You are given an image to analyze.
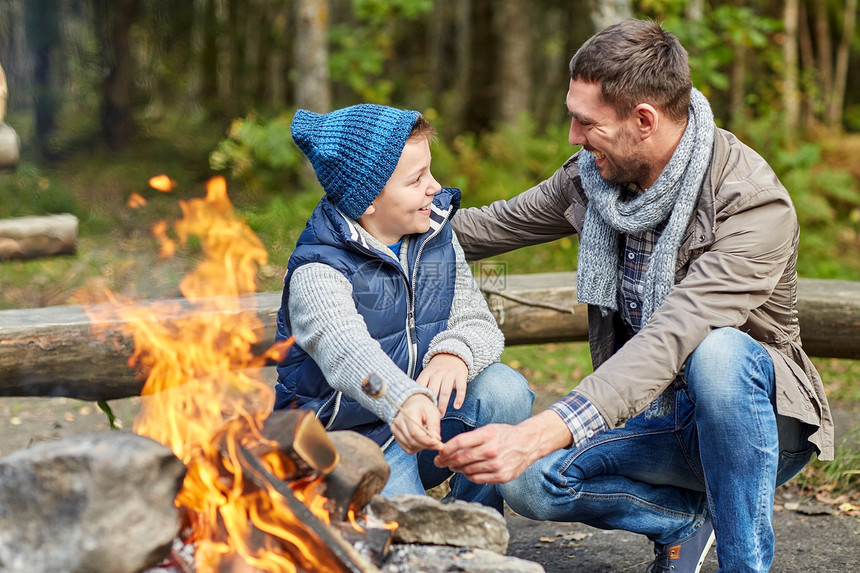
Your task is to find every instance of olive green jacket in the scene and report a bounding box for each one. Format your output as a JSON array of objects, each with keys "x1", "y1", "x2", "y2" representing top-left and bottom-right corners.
[{"x1": 452, "y1": 128, "x2": 833, "y2": 460}]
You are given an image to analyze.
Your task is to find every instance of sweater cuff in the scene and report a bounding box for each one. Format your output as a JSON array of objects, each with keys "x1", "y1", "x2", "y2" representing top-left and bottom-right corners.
[
  {"x1": 380, "y1": 380, "x2": 436, "y2": 425},
  {"x1": 423, "y1": 339, "x2": 475, "y2": 380}
]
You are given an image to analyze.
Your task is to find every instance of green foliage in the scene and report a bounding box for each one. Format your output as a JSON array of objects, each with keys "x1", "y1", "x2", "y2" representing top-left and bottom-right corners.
[
  {"x1": 795, "y1": 432, "x2": 860, "y2": 497},
  {"x1": 0, "y1": 163, "x2": 79, "y2": 218},
  {"x1": 502, "y1": 342, "x2": 593, "y2": 391},
  {"x1": 641, "y1": 1, "x2": 781, "y2": 114},
  {"x1": 329, "y1": 0, "x2": 434, "y2": 102},
  {"x1": 97, "y1": 401, "x2": 119, "y2": 429},
  {"x1": 431, "y1": 115, "x2": 571, "y2": 208},
  {"x1": 732, "y1": 116, "x2": 860, "y2": 280},
  {"x1": 814, "y1": 358, "x2": 860, "y2": 403},
  {"x1": 240, "y1": 191, "x2": 324, "y2": 292},
  {"x1": 209, "y1": 112, "x2": 304, "y2": 195}
]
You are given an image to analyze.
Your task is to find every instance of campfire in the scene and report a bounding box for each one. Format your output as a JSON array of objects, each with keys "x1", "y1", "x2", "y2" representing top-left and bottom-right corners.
[
  {"x1": 60, "y1": 176, "x2": 535, "y2": 573},
  {"x1": 87, "y1": 176, "x2": 393, "y2": 572}
]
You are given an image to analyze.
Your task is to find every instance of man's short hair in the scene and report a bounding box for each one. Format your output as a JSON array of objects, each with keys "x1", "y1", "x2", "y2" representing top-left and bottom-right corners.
[{"x1": 569, "y1": 19, "x2": 692, "y2": 122}]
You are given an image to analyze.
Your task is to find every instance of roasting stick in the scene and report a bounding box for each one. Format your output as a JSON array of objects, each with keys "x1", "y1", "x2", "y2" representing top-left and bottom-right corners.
[{"x1": 361, "y1": 373, "x2": 443, "y2": 445}]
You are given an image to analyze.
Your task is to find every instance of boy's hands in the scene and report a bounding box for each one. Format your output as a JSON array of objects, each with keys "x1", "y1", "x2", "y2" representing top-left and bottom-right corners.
[
  {"x1": 392, "y1": 394, "x2": 443, "y2": 454},
  {"x1": 391, "y1": 353, "x2": 467, "y2": 454},
  {"x1": 416, "y1": 353, "x2": 469, "y2": 415}
]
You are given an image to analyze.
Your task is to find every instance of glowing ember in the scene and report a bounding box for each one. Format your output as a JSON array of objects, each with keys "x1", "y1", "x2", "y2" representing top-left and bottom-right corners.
[
  {"x1": 87, "y1": 176, "x2": 356, "y2": 572},
  {"x1": 127, "y1": 192, "x2": 147, "y2": 208},
  {"x1": 149, "y1": 174, "x2": 178, "y2": 192}
]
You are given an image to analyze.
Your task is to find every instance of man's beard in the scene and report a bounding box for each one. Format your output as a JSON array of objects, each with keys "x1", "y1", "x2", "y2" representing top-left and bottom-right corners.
[{"x1": 597, "y1": 128, "x2": 652, "y2": 188}]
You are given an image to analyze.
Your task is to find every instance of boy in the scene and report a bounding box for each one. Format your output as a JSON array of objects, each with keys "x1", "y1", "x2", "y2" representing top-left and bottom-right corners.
[{"x1": 274, "y1": 104, "x2": 533, "y2": 511}]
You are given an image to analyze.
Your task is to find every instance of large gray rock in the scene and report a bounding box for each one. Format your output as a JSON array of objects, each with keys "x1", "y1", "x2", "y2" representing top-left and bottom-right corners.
[
  {"x1": 0, "y1": 432, "x2": 186, "y2": 573},
  {"x1": 369, "y1": 494, "x2": 510, "y2": 554},
  {"x1": 382, "y1": 545, "x2": 544, "y2": 573}
]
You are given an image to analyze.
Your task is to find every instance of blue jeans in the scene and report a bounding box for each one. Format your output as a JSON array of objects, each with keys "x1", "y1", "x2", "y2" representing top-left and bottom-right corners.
[
  {"x1": 501, "y1": 328, "x2": 816, "y2": 572},
  {"x1": 381, "y1": 362, "x2": 534, "y2": 513}
]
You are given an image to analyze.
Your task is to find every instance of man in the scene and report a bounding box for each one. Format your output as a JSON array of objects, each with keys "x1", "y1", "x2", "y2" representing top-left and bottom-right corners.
[{"x1": 436, "y1": 19, "x2": 832, "y2": 573}]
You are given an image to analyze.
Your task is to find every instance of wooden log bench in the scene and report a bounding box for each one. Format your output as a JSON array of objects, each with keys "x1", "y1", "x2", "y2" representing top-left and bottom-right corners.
[
  {"x1": 0, "y1": 273, "x2": 857, "y2": 401},
  {"x1": 0, "y1": 214, "x2": 79, "y2": 260}
]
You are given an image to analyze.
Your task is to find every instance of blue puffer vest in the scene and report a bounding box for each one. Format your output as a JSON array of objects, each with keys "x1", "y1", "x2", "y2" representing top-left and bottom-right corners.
[{"x1": 275, "y1": 187, "x2": 461, "y2": 445}]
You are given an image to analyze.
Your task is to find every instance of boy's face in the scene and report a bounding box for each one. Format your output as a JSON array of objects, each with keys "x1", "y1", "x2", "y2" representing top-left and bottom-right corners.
[{"x1": 358, "y1": 137, "x2": 441, "y2": 246}]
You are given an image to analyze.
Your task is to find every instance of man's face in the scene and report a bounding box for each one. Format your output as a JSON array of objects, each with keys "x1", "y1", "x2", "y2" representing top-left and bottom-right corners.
[{"x1": 566, "y1": 79, "x2": 651, "y2": 188}]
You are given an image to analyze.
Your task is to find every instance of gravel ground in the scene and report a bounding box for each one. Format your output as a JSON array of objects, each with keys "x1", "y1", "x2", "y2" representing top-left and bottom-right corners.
[{"x1": 0, "y1": 394, "x2": 857, "y2": 572}]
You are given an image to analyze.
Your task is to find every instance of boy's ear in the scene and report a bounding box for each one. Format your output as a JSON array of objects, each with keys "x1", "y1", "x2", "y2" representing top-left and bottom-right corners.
[{"x1": 362, "y1": 202, "x2": 377, "y2": 216}]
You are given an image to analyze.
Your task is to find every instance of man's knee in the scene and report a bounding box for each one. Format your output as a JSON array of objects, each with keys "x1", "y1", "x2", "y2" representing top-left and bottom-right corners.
[
  {"x1": 500, "y1": 462, "x2": 557, "y2": 520},
  {"x1": 685, "y1": 327, "x2": 774, "y2": 406},
  {"x1": 688, "y1": 328, "x2": 751, "y2": 370}
]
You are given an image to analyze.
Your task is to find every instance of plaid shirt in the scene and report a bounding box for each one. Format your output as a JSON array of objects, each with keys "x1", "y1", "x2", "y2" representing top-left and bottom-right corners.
[
  {"x1": 619, "y1": 219, "x2": 668, "y2": 333},
  {"x1": 549, "y1": 392, "x2": 607, "y2": 448},
  {"x1": 551, "y1": 204, "x2": 669, "y2": 448}
]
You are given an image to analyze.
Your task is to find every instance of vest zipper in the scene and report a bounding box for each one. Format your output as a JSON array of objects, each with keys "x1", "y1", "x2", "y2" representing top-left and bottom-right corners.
[
  {"x1": 406, "y1": 206, "x2": 452, "y2": 377},
  {"x1": 316, "y1": 390, "x2": 342, "y2": 430}
]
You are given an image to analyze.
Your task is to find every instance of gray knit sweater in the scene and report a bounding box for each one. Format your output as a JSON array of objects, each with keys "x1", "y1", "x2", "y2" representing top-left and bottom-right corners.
[{"x1": 287, "y1": 223, "x2": 504, "y2": 426}]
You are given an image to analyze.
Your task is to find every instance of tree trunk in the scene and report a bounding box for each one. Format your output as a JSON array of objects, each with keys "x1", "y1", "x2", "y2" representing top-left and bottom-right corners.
[
  {"x1": 782, "y1": 0, "x2": 801, "y2": 140},
  {"x1": 266, "y1": 2, "x2": 290, "y2": 107},
  {"x1": 450, "y1": 0, "x2": 472, "y2": 133},
  {"x1": 23, "y1": 0, "x2": 60, "y2": 159},
  {"x1": 215, "y1": 0, "x2": 236, "y2": 117},
  {"x1": 798, "y1": 2, "x2": 818, "y2": 130},
  {"x1": 0, "y1": 0, "x2": 31, "y2": 124},
  {"x1": 294, "y1": 0, "x2": 331, "y2": 112},
  {"x1": 97, "y1": 0, "x2": 138, "y2": 151},
  {"x1": 0, "y1": 60, "x2": 7, "y2": 123},
  {"x1": 495, "y1": 0, "x2": 531, "y2": 125},
  {"x1": 186, "y1": 0, "x2": 208, "y2": 114},
  {"x1": 728, "y1": 34, "x2": 747, "y2": 131},
  {"x1": 686, "y1": 0, "x2": 705, "y2": 21},
  {"x1": 812, "y1": 0, "x2": 833, "y2": 99},
  {"x1": 826, "y1": 0, "x2": 857, "y2": 130},
  {"x1": 588, "y1": 0, "x2": 632, "y2": 32},
  {"x1": 243, "y1": 1, "x2": 263, "y2": 105},
  {"x1": 464, "y1": 0, "x2": 495, "y2": 132},
  {"x1": 427, "y1": 0, "x2": 447, "y2": 96}
]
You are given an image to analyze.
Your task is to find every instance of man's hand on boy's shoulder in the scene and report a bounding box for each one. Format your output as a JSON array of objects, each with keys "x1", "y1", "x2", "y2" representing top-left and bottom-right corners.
[{"x1": 417, "y1": 353, "x2": 469, "y2": 415}]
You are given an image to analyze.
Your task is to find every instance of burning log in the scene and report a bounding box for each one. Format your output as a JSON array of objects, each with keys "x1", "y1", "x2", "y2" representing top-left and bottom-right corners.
[
  {"x1": 254, "y1": 409, "x2": 341, "y2": 480},
  {"x1": 254, "y1": 410, "x2": 390, "y2": 524},
  {"x1": 324, "y1": 431, "x2": 390, "y2": 522},
  {"x1": 238, "y1": 444, "x2": 379, "y2": 573}
]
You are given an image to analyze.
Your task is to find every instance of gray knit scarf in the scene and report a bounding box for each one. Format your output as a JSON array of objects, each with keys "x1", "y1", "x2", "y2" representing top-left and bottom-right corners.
[{"x1": 576, "y1": 88, "x2": 714, "y2": 417}]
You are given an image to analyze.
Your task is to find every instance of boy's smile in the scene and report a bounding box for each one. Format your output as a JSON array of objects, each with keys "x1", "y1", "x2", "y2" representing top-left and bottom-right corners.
[{"x1": 358, "y1": 138, "x2": 441, "y2": 246}]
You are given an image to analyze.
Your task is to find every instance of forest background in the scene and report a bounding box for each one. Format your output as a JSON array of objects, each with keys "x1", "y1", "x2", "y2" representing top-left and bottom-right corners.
[{"x1": 0, "y1": 0, "x2": 858, "y2": 499}]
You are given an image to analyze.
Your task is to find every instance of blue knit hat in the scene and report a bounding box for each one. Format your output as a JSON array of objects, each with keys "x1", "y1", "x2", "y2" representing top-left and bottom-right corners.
[{"x1": 291, "y1": 104, "x2": 420, "y2": 219}]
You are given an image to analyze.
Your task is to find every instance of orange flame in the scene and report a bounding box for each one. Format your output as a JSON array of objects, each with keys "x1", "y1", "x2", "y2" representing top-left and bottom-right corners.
[{"x1": 90, "y1": 176, "x2": 351, "y2": 572}]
